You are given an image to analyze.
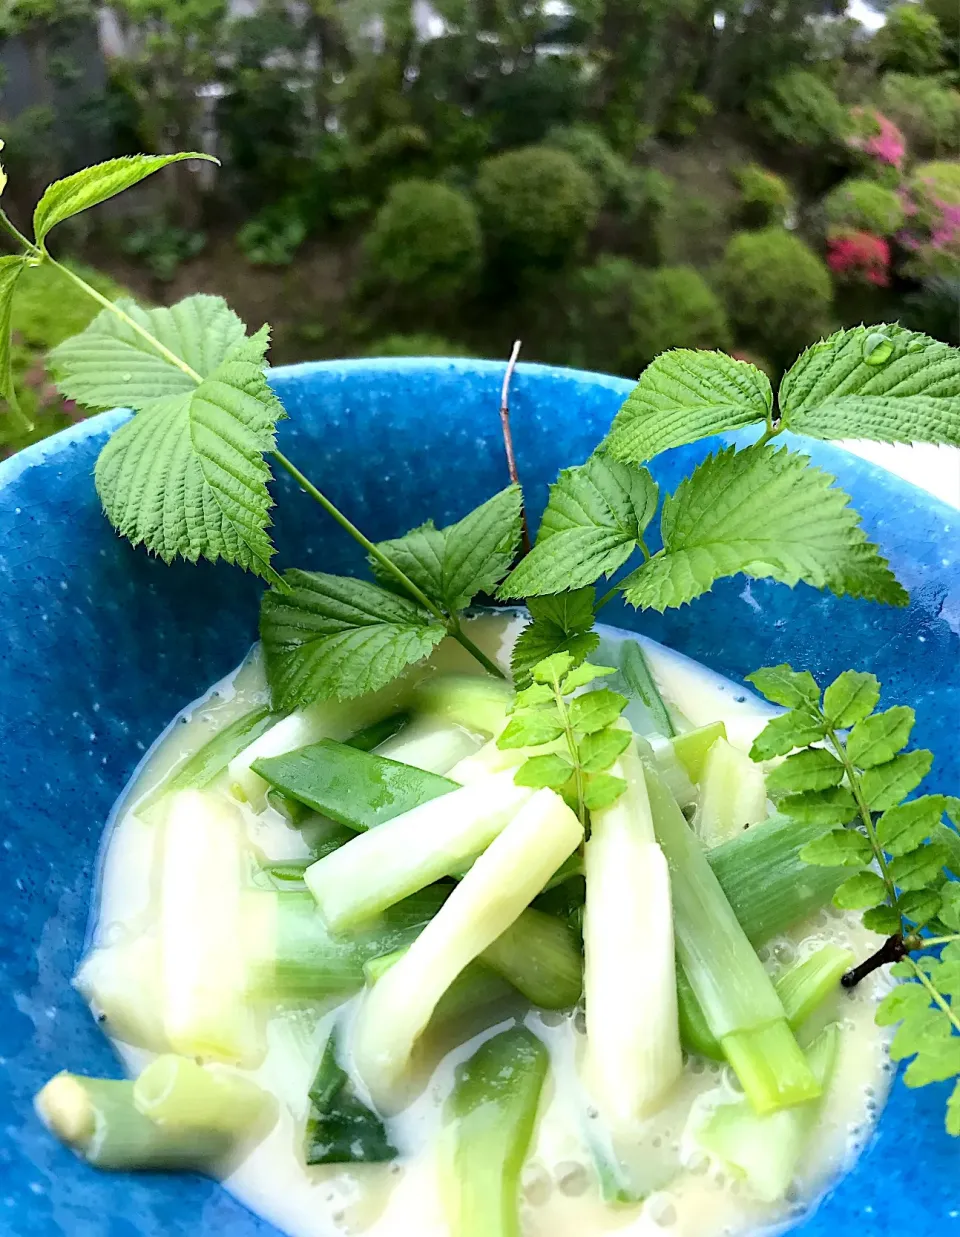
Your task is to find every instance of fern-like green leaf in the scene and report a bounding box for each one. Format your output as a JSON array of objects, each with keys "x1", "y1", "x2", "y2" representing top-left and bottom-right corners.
[{"x1": 0, "y1": 254, "x2": 27, "y2": 411}]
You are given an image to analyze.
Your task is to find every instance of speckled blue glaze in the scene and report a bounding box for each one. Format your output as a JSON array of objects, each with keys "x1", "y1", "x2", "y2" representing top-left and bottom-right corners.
[{"x1": 0, "y1": 358, "x2": 958, "y2": 1237}]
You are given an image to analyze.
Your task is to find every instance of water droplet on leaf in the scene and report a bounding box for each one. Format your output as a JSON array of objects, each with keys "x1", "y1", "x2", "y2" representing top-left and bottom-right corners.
[
  {"x1": 863, "y1": 333, "x2": 893, "y2": 366},
  {"x1": 121, "y1": 372, "x2": 132, "y2": 382}
]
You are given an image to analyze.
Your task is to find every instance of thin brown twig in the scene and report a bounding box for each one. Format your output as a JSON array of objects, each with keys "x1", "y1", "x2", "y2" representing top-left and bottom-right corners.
[{"x1": 499, "y1": 339, "x2": 530, "y2": 554}]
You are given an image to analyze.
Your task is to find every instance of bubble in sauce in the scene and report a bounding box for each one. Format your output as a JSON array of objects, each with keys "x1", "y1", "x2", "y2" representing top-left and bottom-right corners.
[
  {"x1": 522, "y1": 1163, "x2": 552, "y2": 1206},
  {"x1": 556, "y1": 1162, "x2": 590, "y2": 1197},
  {"x1": 646, "y1": 1193, "x2": 678, "y2": 1226}
]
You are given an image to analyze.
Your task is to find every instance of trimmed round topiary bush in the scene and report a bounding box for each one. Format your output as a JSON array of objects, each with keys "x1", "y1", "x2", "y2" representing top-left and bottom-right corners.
[
  {"x1": 361, "y1": 334, "x2": 473, "y2": 358},
  {"x1": 362, "y1": 179, "x2": 482, "y2": 302},
  {"x1": 877, "y1": 74, "x2": 960, "y2": 158},
  {"x1": 544, "y1": 124, "x2": 646, "y2": 218},
  {"x1": 628, "y1": 266, "x2": 732, "y2": 366},
  {"x1": 474, "y1": 146, "x2": 600, "y2": 266},
  {"x1": 752, "y1": 70, "x2": 851, "y2": 149},
  {"x1": 734, "y1": 164, "x2": 794, "y2": 227},
  {"x1": 566, "y1": 256, "x2": 646, "y2": 374},
  {"x1": 823, "y1": 177, "x2": 907, "y2": 237},
  {"x1": 717, "y1": 228, "x2": 833, "y2": 362},
  {"x1": 902, "y1": 160, "x2": 960, "y2": 279}
]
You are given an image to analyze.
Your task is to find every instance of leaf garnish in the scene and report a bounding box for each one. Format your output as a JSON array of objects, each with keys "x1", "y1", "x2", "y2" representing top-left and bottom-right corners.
[
  {"x1": 94, "y1": 327, "x2": 283, "y2": 580},
  {"x1": 500, "y1": 653, "x2": 628, "y2": 823},
  {"x1": 260, "y1": 569, "x2": 446, "y2": 708},
  {"x1": 511, "y1": 587, "x2": 600, "y2": 690},
  {"x1": 620, "y1": 444, "x2": 908, "y2": 612},
  {"x1": 779, "y1": 325, "x2": 960, "y2": 447},
  {"x1": 498, "y1": 454, "x2": 657, "y2": 598},
  {"x1": 0, "y1": 255, "x2": 28, "y2": 413},
  {"x1": 604, "y1": 350, "x2": 773, "y2": 463}
]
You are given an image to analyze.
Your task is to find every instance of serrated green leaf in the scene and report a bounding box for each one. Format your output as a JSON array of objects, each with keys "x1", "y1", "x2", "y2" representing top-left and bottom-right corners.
[
  {"x1": 532, "y1": 652, "x2": 576, "y2": 686},
  {"x1": 745, "y1": 664, "x2": 820, "y2": 709},
  {"x1": 889, "y1": 843, "x2": 951, "y2": 892},
  {"x1": 582, "y1": 771, "x2": 627, "y2": 810},
  {"x1": 498, "y1": 455, "x2": 657, "y2": 597},
  {"x1": 876, "y1": 980, "x2": 934, "y2": 1026},
  {"x1": 766, "y1": 748, "x2": 845, "y2": 794},
  {"x1": 904, "y1": 1039, "x2": 960, "y2": 1086},
  {"x1": 578, "y1": 726, "x2": 632, "y2": 773},
  {"x1": 779, "y1": 325, "x2": 960, "y2": 448},
  {"x1": 34, "y1": 153, "x2": 218, "y2": 244},
  {"x1": 947, "y1": 799, "x2": 960, "y2": 827},
  {"x1": 94, "y1": 331, "x2": 282, "y2": 578},
  {"x1": 877, "y1": 796, "x2": 951, "y2": 856},
  {"x1": 863, "y1": 904, "x2": 902, "y2": 936},
  {"x1": 569, "y1": 689, "x2": 628, "y2": 735},
  {"x1": 497, "y1": 711, "x2": 565, "y2": 749},
  {"x1": 822, "y1": 670, "x2": 881, "y2": 728},
  {"x1": 847, "y1": 706, "x2": 915, "y2": 768},
  {"x1": 782, "y1": 786, "x2": 859, "y2": 826},
  {"x1": 861, "y1": 749, "x2": 934, "y2": 811},
  {"x1": 514, "y1": 753, "x2": 574, "y2": 790},
  {"x1": 749, "y1": 708, "x2": 828, "y2": 760},
  {"x1": 374, "y1": 486, "x2": 522, "y2": 613},
  {"x1": 891, "y1": 1005, "x2": 952, "y2": 1061},
  {"x1": 899, "y1": 887, "x2": 942, "y2": 927},
  {"x1": 946, "y1": 1079, "x2": 960, "y2": 1136},
  {"x1": 50, "y1": 293, "x2": 248, "y2": 411},
  {"x1": 619, "y1": 444, "x2": 908, "y2": 612},
  {"x1": 939, "y1": 882, "x2": 960, "y2": 932},
  {"x1": 511, "y1": 683, "x2": 554, "y2": 710},
  {"x1": 833, "y1": 870, "x2": 887, "y2": 910},
  {"x1": 511, "y1": 589, "x2": 598, "y2": 690},
  {"x1": 799, "y1": 828, "x2": 871, "y2": 867},
  {"x1": 260, "y1": 569, "x2": 446, "y2": 708},
  {"x1": 0, "y1": 254, "x2": 27, "y2": 412},
  {"x1": 562, "y1": 662, "x2": 616, "y2": 693},
  {"x1": 938, "y1": 946, "x2": 960, "y2": 999},
  {"x1": 604, "y1": 349, "x2": 772, "y2": 463}
]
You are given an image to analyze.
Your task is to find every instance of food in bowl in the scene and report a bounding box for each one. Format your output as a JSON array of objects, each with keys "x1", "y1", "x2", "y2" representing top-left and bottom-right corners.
[{"x1": 7, "y1": 150, "x2": 959, "y2": 1237}]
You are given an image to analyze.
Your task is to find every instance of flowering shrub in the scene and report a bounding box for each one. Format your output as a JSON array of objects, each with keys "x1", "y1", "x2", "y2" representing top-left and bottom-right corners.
[
  {"x1": 826, "y1": 230, "x2": 892, "y2": 286},
  {"x1": 847, "y1": 108, "x2": 906, "y2": 173},
  {"x1": 901, "y1": 161, "x2": 960, "y2": 279},
  {"x1": 823, "y1": 177, "x2": 906, "y2": 236}
]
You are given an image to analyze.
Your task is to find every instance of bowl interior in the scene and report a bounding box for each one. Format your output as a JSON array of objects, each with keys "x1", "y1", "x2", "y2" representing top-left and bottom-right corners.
[{"x1": 1, "y1": 358, "x2": 958, "y2": 1237}]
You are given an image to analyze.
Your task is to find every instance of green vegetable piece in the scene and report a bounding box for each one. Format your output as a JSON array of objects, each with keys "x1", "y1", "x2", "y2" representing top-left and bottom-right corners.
[
  {"x1": 441, "y1": 1026, "x2": 548, "y2": 1237},
  {"x1": 305, "y1": 1032, "x2": 398, "y2": 1165},
  {"x1": 619, "y1": 640, "x2": 675, "y2": 737},
  {"x1": 671, "y1": 721, "x2": 726, "y2": 783},
  {"x1": 251, "y1": 738, "x2": 457, "y2": 832},
  {"x1": 774, "y1": 945, "x2": 854, "y2": 1028},
  {"x1": 346, "y1": 712, "x2": 411, "y2": 752},
  {"x1": 365, "y1": 950, "x2": 513, "y2": 1028}
]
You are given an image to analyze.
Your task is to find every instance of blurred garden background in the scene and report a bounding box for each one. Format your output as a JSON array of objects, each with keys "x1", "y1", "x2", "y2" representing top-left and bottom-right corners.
[{"x1": 0, "y1": 0, "x2": 958, "y2": 457}]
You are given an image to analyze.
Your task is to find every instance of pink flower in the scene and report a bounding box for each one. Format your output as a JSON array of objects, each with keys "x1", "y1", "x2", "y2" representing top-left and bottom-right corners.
[
  {"x1": 827, "y1": 230, "x2": 892, "y2": 287},
  {"x1": 847, "y1": 108, "x2": 906, "y2": 171}
]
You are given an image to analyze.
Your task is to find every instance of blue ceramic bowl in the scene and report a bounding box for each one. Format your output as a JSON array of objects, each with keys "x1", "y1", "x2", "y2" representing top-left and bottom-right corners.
[{"x1": 1, "y1": 359, "x2": 959, "y2": 1237}]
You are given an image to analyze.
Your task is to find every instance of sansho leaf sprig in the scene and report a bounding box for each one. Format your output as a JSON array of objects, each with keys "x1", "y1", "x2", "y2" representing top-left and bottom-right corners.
[
  {"x1": 748, "y1": 664, "x2": 960, "y2": 1135},
  {"x1": 497, "y1": 652, "x2": 630, "y2": 825},
  {"x1": 2, "y1": 150, "x2": 960, "y2": 711}
]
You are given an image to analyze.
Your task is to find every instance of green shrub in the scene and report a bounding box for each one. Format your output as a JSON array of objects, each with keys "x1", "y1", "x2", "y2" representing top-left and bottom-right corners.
[
  {"x1": 474, "y1": 146, "x2": 599, "y2": 266},
  {"x1": 362, "y1": 179, "x2": 482, "y2": 301},
  {"x1": 543, "y1": 124, "x2": 646, "y2": 218},
  {"x1": 877, "y1": 74, "x2": 960, "y2": 157},
  {"x1": 717, "y1": 228, "x2": 833, "y2": 362},
  {"x1": 903, "y1": 161, "x2": 960, "y2": 280},
  {"x1": 566, "y1": 256, "x2": 646, "y2": 374},
  {"x1": 628, "y1": 266, "x2": 732, "y2": 366},
  {"x1": 237, "y1": 201, "x2": 307, "y2": 266},
  {"x1": 873, "y1": 4, "x2": 944, "y2": 75},
  {"x1": 361, "y1": 334, "x2": 473, "y2": 357},
  {"x1": 734, "y1": 164, "x2": 794, "y2": 226},
  {"x1": 909, "y1": 159, "x2": 960, "y2": 216},
  {"x1": 121, "y1": 222, "x2": 206, "y2": 281},
  {"x1": 655, "y1": 189, "x2": 729, "y2": 266},
  {"x1": 924, "y1": 0, "x2": 959, "y2": 43},
  {"x1": 752, "y1": 70, "x2": 851, "y2": 149},
  {"x1": 823, "y1": 177, "x2": 907, "y2": 236}
]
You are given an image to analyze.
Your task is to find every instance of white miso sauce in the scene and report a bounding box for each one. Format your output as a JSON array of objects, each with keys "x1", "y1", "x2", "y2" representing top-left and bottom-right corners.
[{"x1": 81, "y1": 612, "x2": 893, "y2": 1237}]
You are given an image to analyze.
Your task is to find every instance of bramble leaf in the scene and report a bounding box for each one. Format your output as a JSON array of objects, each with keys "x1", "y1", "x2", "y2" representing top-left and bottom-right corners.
[
  {"x1": 578, "y1": 726, "x2": 632, "y2": 773},
  {"x1": 799, "y1": 828, "x2": 871, "y2": 867},
  {"x1": 568, "y1": 689, "x2": 628, "y2": 735},
  {"x1": 514, "y1": 753, "x2": 574, "y2": 790},
  {"x1": 374, "y1": 485, "x2": 522, "y2": 613},
  {"x1": 620, "y1": 444, "x2": 907, "y2": 612},
  {"x1": 833, "y1": 870, "x2": 887, "y2": 910},
  {"x1": 33, "y1": 153, "x2": 218, "y2": 244},
  {"x1": 746, "y1": 664, "x2": 820, "y2": 709},
  {"x1": 779, "y1": 325, "x2": 960, "y2": 448},
  {"x1": 766, "y1": 748, "x2": 845, "y2": 794},
  {"x1": 260, "y1": 569, "x2": 446, "y2": 708},
  {"x1": 94, "y1": 329, "x2": 283, "y2": 579},
  {"x1": 511, "y1": 588, "x2": 599, "y2": 690},
  {"x1": 861, "y1": 749, "x2": 934, "y2": 811},
  {"x1": 49, "y1": 293, "x2": 248, "y2": 411},
  {"x1": 0, "y1": 254, "x2": 28, "y2": 412},
  {"x1": 847, "y1": 705, "x2": 915, "y2": 768},
  {"x1": 605, "y1": 350, "x2": 772, "y2": 463},
  {"x1": 749, "y1": 708, "x2": 828, "y2": 760},
  {"x1": 822, "y1": 670, "x2": 880, "y2": 728},
  {"x1": 499, "y1": 455, "x2": 657, "y2": 597}
]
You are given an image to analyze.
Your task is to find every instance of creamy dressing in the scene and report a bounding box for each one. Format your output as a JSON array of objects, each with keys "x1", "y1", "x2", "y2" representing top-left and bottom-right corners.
[{"x1": 82, "y1": 613, "x2": 892, "y2": 1237}]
